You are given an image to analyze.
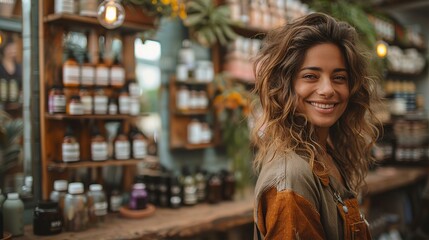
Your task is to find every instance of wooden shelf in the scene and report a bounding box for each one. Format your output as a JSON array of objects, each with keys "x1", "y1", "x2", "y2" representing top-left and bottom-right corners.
[
  {"x1": 43, "y1": 13, "x2": 154, "y2": 33},
  {"x1": 45, "y1": 113, "x2": 133, "y2": 120},
  {"x1": 174, "y1": 109, "x2": 211, "y2": 115},
  {"x1": 183, "y1": 142, "x2": 216, "y2": 150},
  {"x1": 175, "y1": 79, "x2": 212, "y2": 86},
  {"x1": 48, "y1": 158, "x2": 144, "y2": 171}
]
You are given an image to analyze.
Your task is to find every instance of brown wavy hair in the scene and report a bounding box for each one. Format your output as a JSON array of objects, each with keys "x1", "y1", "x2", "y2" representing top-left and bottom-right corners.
[{"x1": 251, "y1": 12, "x2": 380, "y2": 191}]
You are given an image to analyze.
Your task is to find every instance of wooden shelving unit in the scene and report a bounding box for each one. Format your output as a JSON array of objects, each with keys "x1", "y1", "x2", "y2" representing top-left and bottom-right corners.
[{"x1": 38, "y1": 0, "x2": 157, "y2": 199}]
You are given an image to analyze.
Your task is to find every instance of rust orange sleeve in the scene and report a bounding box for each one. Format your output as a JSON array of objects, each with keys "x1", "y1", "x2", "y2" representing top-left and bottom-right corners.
[{"x1": 257, "y1": 187, "x2": 326, "y2": 240}]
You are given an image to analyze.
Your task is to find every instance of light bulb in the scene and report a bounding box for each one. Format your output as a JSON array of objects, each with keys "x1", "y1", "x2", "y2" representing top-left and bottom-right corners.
[
  {"x1": 97, "y1": 0, "x2": 125, "y2": 29},
  {"x1": 376, "y1": 40, "x2": 388, "y2": 58}
]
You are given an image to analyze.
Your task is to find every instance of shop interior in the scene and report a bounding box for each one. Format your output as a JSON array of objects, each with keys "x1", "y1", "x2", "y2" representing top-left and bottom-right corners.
[{"x1": 1, "y1": 0, "x2": 429, "y2": 239}]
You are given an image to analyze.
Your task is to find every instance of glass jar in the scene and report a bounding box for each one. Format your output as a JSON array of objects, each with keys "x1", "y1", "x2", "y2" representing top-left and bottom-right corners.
[
  {"x1": 114, "y1": 126, "x2": 130, "y2": 160},
  {"x1": 87, "y1": 184, "x2": 107, "y2": 226},
  {"x1": 62, "y1": 126, "x2": 80, "y2": 162},
  {"x1": 63, "y1": 182, "x2": 88, "y2": 232},
  {"x1": 108, "y1": 97, "x2": 118, "y2": 115},
  {"x1": 91, "y1": 126, "x2": 108, "y2": 161},
  {"x1": 118, "y1": 88, "x2": 130, "y2": 114},
  {"x1": 95, "y1": 52, "x2": 109, "y2": 87},
  {"x1": 130, "y1": 127, "x2": 147, "y2": 159},
  {"x1": 176, "y1": 85, "x2": 190, "y2": 111},
  {"x1": 80, "y1": 52, "x2": 95, "y2": 86},
  {"x1": 48, "y1": 85, "x2": 66, "y2": 114},
  {"x1": 93, "y1": 88, "x2": 108, "y2": 114},
  {"x1": 63, "y1": 51, "x2": 80, "y2": 87},
  {"x1": 67, "y1": 95, "x2": 84, "y2": 115},
  {"x1": 33, "y1": 201, "x2": 62, "y2": 236},
  {"x1": 129, "y1": 183, "x2": 148, "y2": 210},
  {"x1": 79, "y1": 87, "x2": 93, "y2": 114},
  {"x1": 110, "y1": 56, "x2": 126, "y2": 88},
  {"x1": 49, "y1": 180, "x2": 68, "y2": 215}
]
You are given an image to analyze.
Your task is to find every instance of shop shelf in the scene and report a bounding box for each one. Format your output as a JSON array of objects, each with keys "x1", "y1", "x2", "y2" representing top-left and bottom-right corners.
[
  {"x1": 44, "y1": 113, "x2": 134, "y2": 120},
  {"x1": 183, "y1": 142, "x2": 216, "y2": 150},
  {"x1": 174, "y1": 109, "x2": 211, "y2": 115},
  {"x1": 47, "y1": 158, "x2": 144, "y2": 171}
]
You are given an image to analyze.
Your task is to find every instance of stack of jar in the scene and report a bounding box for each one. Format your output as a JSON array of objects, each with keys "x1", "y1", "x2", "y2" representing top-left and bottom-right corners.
[
  {"x1": 393, "y1": 119, "x2": 429, "y2": 163},
  {"x1": 176, "y1": 86, "x2": 209, "y2": 111},
  {"x1": 384, "y1": 79, "x2": 422, "y2": 115},
  {"x1": 55, "y1": 0, "x2": 99, "y2": 17},
  {"x1": 139, "y1": 167, "x2": 236, "y2": 209},
  {"x1": 0, "y1": 77, "x2": 19, "y2": 104},
  {"x1": 61, "y1": 124, "x2": 148, "y2": 162},
  {"x1": 48, "y1": 50, "x2": 141, "y2": 116},
  {"x1": 187, "y1": 119, "x2": 212, "y2": 145}
]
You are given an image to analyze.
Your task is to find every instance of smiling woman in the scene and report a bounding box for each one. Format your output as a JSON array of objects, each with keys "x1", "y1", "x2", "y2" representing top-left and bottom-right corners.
[{"x1": 251, "y1": 13, "x2": 381, "y2": 240}]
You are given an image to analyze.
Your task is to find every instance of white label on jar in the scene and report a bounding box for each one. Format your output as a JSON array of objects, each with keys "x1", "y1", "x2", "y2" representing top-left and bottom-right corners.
[
  {"x1": 119, "y1": 95, "x2": 130, "y2": 114},
  {"x1": 129, "y1": 97, "x2": 140, "y2": 115},
  {"x1": 49, "y1": 95, "x2": 66, "y2": 113},
  {"x1": 69, "y1": 102, "x2": 84, "y2": 115},
  {"x1": 128, "y1": 82, "x2": 140, "y2": 96},
  {"x1": 63, "y1": 65, "x2": 80, "y2": 85},
  {"x1": 62, "y1": 143, "x2": 80, "y2": 162},
  {"x1": 0, "y1": 78, "x2": 7, "y2": 101},
  {"x1": 81, "y1": 66, "x2": 95, "y2": 86},
  {"x1": 95, "y1": 66, "x2": 109, "y2": 86},
  {"x1": 133, "y1": 139, "x2": 147, "y2": 159},
  {"x1": 110, "y1": 67, "x2": 125, "y2": 86},
  {"x1": 8, "y1": 79, "x2": 18, "y2": 102},
  {"x1": 91, "y1": 142, "x2": 108, "y2": 161},
  {"x1": 80, "y1": 95, "x2": 93, "y2": 114},
  {"x1": 93, "y1": 96, "x2": 108, "y2": 114},
  {"x1": 115, "y1": 140, "x2": 130, "y2": 159},
  {"x1": 94, "y1": 202, "x2": 108, "y2": 216}
]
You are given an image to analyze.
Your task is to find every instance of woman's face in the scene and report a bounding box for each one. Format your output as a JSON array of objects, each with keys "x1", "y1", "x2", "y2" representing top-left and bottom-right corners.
[{"x1": 293, "y1": 43, "x2": 349, "y2": 130}]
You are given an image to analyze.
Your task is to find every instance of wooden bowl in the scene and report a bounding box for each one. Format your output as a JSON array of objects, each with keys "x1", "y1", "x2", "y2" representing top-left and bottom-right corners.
[{"x1": 119, "y1": 204, "x2": 156, "y2": 219}]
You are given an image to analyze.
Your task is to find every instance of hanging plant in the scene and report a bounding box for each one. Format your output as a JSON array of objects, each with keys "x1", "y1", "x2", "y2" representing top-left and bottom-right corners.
[{"x1": 183, "y1": 0, "x2": 237, "y2": 46}]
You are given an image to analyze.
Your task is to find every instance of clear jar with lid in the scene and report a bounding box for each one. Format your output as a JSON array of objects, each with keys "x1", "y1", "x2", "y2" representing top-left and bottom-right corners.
[
  {"x1": 67, "y1": 95, "x2": 84, "y2": 115},
  {"x1": 33, "y1": 201, "x2": 62, "y2": 236},
  {"x1": 87, "y1": 184, "x2": 107, "y2": 226},
  {"x1": 79, "y1": 87, "x2": 93, "y2": 114},
  {"x1": 63, "y1": 182, "x2": 88, "y2": 232},
  {"x1": 48, "y1": 85, "x2": 66, "y2": 114},
  {"x1": 93, "y1": 87, "x2": 108, "y2": 114}
]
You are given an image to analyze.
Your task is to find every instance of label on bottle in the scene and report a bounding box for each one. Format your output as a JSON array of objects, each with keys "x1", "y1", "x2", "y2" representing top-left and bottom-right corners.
[
  {"x1": 62, "y1": 143, "x2": 80, "y2": 162},
  {"x1": 93, "y1": 95, "x2": 108, "y2": 114},
  {"x1": 80, "y1": 95, "x2": 93, "y2": 114},
  {"x1": 183, "y1": 185, "x2": 197, "y2": 205},
  {"x1": 95, "y1": 66, "x2": 109, "y2": 86},
  {"x1": 91, "y1": 142, "x2": 108, "y2": 161},
  {"x1": 119, "y1": 95, "x2": 130, "y2": 114},
  {"x1": 63, "y1": 65, "x2": 80, "y2": 86},
  {"x1": 81, "y1": 66, "x2": 95, "y2": 86},
  {"x1": 110, "y1": 67, "x2": 125, "y2": 87},
  {"x1": 115, "y1": 140, "x2": 130, "y2": 160},
  {"x1": 49, "y1": 95, "x2": 66, "y2": 113},
  {"x1": 132, "y1": 139, "x2": 147, "y2": 159},
  {"x1": 69, "y1": 102, "x2": 84, "y2": 115},
  {"x1": 0, "y1": 78, "x2": 8, "y2": 101},
  {"x1": 94, "y1": 201, "x2": 108, "y2": 216},
  {"x1": 110, "y1": 195, "x2": 122, "y2": 212},
  {"x1": 8, "y1": 79, "x2": 18, "y2": 102}
]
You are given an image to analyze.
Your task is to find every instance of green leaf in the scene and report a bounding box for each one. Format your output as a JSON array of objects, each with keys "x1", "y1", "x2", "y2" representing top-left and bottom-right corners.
[
  {"x1": 213, "y1": 26, "x2": 228, "y2": 46},
  {"x1": 183, "y1": 13, "x2": 206, "y2": 26}
]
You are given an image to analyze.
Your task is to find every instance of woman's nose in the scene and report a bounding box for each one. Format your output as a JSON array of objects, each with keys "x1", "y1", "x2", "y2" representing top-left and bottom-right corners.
[{"x1": 316, "y1": 77, "x2": 335, "y2": 98}]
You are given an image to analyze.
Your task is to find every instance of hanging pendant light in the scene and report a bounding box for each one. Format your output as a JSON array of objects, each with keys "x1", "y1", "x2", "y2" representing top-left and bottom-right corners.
[
  {"x1": 376, "y1": 40, "x2": 388, "y2": 59},
  {"x1": 97, "y1": 0, "x2": 125, "y2": 29}
]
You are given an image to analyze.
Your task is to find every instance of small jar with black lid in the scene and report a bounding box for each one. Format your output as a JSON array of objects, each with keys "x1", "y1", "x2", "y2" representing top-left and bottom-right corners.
[{"x1": 33, "y1": 201, "x2": 62, "y2": 236}]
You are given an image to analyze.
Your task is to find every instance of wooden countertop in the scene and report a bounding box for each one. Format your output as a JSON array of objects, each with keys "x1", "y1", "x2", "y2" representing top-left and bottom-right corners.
[{"x1": 17, "y1": 166, "x2": 428, "y2": 240}]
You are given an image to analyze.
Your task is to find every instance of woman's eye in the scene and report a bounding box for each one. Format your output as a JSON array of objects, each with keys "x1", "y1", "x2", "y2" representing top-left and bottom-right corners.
[
  {"x1": 334, "y1": 75, "x2": 347, "y2": 82},
  {"x1": 303, "y1": 74, "x2": 317, "y2": 80}
]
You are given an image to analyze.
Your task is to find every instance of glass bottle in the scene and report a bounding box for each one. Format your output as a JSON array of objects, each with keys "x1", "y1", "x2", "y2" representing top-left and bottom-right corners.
[
  {"x1": 80, "y1": 52, "x2": 95, "y2": 87},
  {"x1": 158, "y1": 175, "x2": 169, "y2": 207},
  {"x1": 8, "y1": 78, "x2": 19, "y2": 102},
  {"x1": 114, "y1": 126, "x2": 130, "y2": 160},
  {"x1": 87, "y1": 184, "x2": 107, "y2": 226},
  {"x1": 130, "y1": 126, "x2": 148, "y2": 159},
  {"x1": 178, "y1": 39, "x2": 196, "y2": 78},
  {"x1": 221, "y1": 170, "x2": 236, "y2": 201},
  {"x1": 63, "y1": 182, "x2": 88, "y2": 232},
  {"x1": 129, "y1": 183, "x2": 148, "y2": 210},
  {"x1": 129, "y1": 96, "x2": 140, "y2": 116},
  {"x1": 207, "y1": 173, "x2": 223, "y2": 204},
  {"x1": 62, "y1": 126, "x2": 80, "y2": 162},
  {"x1": 33, "y1": 201, "x2": 62, "y2": 236},
  {"x1": 95, "y1": 52, "x2": 109, "y2": 87},
  {"x1": 3, "y1": 192, "x2": 24, "y2": 236},
  {"x1": 128, "y1": 80, "x2": 140, "y2": 97},
  {"x1": 177, "y1": 85, "x2": 190, "y2": 111},
  {"x1": 182, "y1": 167, "x2": 197, "y2": 206},
  {"x1": 67, "y1": 95, "x2": 84, "y2": 115},
  {"x1": 63, "y1": 50, "x2": 80, "y2": 87},
  {"x1": 79, "y1": 0, "x2": 98, "y2": 17},
  {"x1": 108, "y1": 189, "x2": 122, "y2": 212},
  {"x1": 49, "y1": 179, "x2": 68, "y2": 215},
  {"x1": 169, "y1": 175, "x2": 182, "y2": 209},
  {"x1": 118, "y1": 87, "x2": 130, "y2": 115},
  {"x1": 195, "y1": 167, "x2": 207, "y2": 202},
  {"x1": 108, "y1": 97, "x2": 118, "y2": 115},
  {"x1": 79, "y1": 87, "x2": 93, "y2": 114},
  {"x1": 91, "y1": 126, "x2": 108, "y2": 161},
  {"x1": 93, "y1": 87, "x2": 108, "y2": 114},
  {"x1": 187, "y1": 119, "x2": 202, "y2": 144},
  {"x1": 110, "y1": 55, "x2": 126, "y2": 88},
  {"x1": 48, "y1": 85, "x2": 66, "y2": 114},
  {"x1": 0, "y1": 78, "x2": 7, "y2": 102}
]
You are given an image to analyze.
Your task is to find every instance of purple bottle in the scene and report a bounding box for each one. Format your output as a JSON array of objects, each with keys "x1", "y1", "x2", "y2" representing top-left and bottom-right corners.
[{"x1": 129, "y1": 183, "x2": 148, "y2": 210}]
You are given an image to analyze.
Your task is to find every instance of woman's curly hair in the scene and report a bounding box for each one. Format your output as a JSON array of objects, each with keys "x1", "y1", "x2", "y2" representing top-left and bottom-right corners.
[{"x1": 251, "y1": 12, "x2": 381, "y2": 192}]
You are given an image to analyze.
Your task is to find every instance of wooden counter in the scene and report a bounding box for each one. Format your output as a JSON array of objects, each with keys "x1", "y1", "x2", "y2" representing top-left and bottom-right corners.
[{"x1": 17, "y1": 166, "x2": 428, "y2": 240}]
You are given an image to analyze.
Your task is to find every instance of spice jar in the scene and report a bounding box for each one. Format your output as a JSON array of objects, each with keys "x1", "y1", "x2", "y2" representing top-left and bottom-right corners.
[
  {"x1": 67, "y1": 95, "x2": 84, "y2": 115},
  {"x1": 33, "y1": 201, "x2": 62, "y2": 236},
  {"x1": 48, "y1": 85, "x2": 66, "y2": 114}
]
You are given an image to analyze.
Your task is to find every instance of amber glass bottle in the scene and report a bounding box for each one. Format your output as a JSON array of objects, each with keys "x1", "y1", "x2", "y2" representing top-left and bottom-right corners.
[
  {"x1": 110, "y1": 55, "x2": 125, "y2": 88},
  {"x1": 91, "y1": 126, "x2": 108, "y2": 161},
  {"x1": 114, "y1": 126, "x2": 130, "y2": 160},
  {"x1": 63, "y1": 51, "x2": 80, "y2": 87}
]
